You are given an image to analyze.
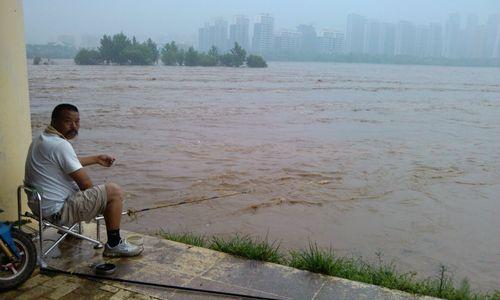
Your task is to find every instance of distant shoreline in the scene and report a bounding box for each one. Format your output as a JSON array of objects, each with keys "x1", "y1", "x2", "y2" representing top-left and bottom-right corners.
[
  {"x1": 26, "y1": 43, "x2": 500, "y2": 68},
  {"x1": 265, "y1": 55, "x2": 500, "y2": 68},
  {"x1": 29, "y1": 57, "x2": 500, "y2": 69}
]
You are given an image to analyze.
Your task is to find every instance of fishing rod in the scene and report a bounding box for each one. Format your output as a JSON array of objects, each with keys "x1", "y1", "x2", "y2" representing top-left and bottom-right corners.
[
  {"x1": 126, "y1": 190, "x2": 250, "y2": 215},
  {"x1": 40, "y1": 266, "x2": 284, "y2": 300}
]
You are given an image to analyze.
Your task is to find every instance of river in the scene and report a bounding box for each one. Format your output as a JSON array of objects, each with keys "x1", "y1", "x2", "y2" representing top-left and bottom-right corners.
[{"x1": 28, "y1": 59, "x2": 500, "y2": 290}]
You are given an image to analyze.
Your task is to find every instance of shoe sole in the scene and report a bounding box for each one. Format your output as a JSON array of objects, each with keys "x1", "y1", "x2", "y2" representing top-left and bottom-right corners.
[{"x1": 103, "y1": 248, "x2": 144, "y2": 258}]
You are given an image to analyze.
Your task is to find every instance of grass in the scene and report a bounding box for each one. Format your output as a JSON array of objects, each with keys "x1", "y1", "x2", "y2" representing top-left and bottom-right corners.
[
  {"x1": 288, "y1": 244, "x2": 494, "y2": 299},
  {"x1": 157, "y1": 230, "x2": 207, "y2": 247},
  {"x1": 210, "y1": 234, "x2": 283, "y2": 264},
  {"x1": 158, "y1": 230, "x2": 500, "y2": 300},
  {"x1": 158, "y1": 230, "x2": 283, "y2": 264}
]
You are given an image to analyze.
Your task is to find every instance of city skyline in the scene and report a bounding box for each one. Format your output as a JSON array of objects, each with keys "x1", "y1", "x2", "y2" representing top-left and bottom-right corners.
[
  {"x1": 197, "y1": 12, "x2": 500, "y2": 59},
  {"x1": 24, "y1": 0, "x2": 499, "y2": 44},
  {"x1": 24, "y1": 2, "x2": 500, "y2": 60}
]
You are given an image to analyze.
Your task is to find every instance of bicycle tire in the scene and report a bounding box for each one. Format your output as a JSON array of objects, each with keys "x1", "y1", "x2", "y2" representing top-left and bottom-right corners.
[{"x1": 0, "y1": 228, "x2": 37, "y2": 291}]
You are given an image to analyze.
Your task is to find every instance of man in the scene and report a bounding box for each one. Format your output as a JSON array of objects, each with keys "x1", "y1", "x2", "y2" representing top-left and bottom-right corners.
[{"x1": 25, "y1": 103, "x2": 142, "y2": 257}]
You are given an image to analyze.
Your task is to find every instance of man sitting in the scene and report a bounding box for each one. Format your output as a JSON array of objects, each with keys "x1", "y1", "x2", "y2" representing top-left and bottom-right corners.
[{"x1": 25, "y1": 103, "x2": 142, "y2": 257}]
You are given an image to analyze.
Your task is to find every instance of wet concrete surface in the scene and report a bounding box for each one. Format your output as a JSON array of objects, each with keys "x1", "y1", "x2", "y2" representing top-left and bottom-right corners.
[{"x1": 35, "y1": 223, "x2": 438, "y2": 300}]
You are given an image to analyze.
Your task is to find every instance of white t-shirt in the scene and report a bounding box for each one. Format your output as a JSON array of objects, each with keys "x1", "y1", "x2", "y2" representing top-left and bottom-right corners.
[{"x1": 25, "y1": 132, "x2": 83, "y2": 216}]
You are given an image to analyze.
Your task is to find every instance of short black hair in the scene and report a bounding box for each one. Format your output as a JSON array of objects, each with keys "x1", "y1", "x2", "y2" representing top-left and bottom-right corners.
[{"x1": 51, "y1": 103, "x2": 78, "y2": 122}]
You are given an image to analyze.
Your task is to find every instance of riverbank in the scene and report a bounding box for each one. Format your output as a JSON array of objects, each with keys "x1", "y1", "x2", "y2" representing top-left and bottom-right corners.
[
  {"x1": 3, "y1": 223, "x2": 446, "y2": 300},
  {"x1": 158, "y1": 231, "x2": 499, "y2": 300}
]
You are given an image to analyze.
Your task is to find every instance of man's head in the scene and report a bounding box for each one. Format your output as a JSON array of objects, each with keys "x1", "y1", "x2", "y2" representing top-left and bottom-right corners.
[{"x1": 51, "y1": 103, "x2": 80, "y2": 139}]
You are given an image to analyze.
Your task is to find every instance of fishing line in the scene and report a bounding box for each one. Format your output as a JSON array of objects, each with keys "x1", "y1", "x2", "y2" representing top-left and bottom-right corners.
[
  {"x1": 40, "y1": 266, "x2": 283, "y2": 300},
  {"x1": 126, "y1": 190, "x2": 250, "y2": 216}
]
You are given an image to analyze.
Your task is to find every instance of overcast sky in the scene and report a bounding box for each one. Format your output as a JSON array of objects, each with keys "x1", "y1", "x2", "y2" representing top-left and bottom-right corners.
[{"x1": 23, "y1": 0, "x2": 499, "y2": 44}]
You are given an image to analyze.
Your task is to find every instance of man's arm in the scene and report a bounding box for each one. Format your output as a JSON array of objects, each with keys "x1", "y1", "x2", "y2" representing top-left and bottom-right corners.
[
  {"x1": 79, "y1": 155, "x2": 98, "y2": 166},
  {"x1": 69, "y1": 168, "x2": 93, "y2": 190},
  {"x1": 79, "y1": 155, "x2": 115, "y2": 167}
]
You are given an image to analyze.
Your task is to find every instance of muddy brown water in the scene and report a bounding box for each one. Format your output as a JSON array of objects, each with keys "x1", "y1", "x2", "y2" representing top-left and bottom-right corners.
[{"x1": 28, "y1": 60, "x2": 500, "y2": 290}]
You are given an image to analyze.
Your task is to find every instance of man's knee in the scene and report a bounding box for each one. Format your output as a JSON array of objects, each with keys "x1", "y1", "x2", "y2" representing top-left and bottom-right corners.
[{"x1": 105, "y1": 183, "x2": 123, "y2": 202}]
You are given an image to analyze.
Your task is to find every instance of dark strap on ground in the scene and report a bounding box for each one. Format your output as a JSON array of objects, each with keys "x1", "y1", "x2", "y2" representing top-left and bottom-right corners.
[{"x1": 40, "y1": 266, "x2": 284, "y2": 300}]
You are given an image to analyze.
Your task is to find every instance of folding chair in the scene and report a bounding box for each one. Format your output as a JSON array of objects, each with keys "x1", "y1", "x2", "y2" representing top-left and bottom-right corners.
[{"x1": 17, "y1": 184, "x2": 103, "y2": 266}]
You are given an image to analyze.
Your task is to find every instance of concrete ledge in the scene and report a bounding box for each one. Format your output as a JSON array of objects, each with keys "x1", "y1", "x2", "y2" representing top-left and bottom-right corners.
[{"x1": 4, "y1": 223, "x2": 440, "y2": 300}]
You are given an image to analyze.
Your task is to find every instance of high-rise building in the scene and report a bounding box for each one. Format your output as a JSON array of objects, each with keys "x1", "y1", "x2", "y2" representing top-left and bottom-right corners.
[
  {"x1": 415, "y1": 25, "x2": 432, "y2": 57},
  {"x1": 274, "y1": 30, "x2": 300, "y2": 54},
  {"x1": 345, "y1": 14, "x2": 366, "y2": 54},
  {"x1": 297, "y1": 24, "x2": 318, "y2": 54},
  {"x1": 229, "y1": 15, "x2": 250, "y2": 51},
  {"x1": 395, "y1": 21, "x2": 416, "y2": 56},
  {"x1": 364, "y1": 20, "x2": 381, "y2": 54},
  {"x1": 252, "y1": 14, "x2": 274, "y2": 54},
  {"x1": 493, "y1": 24, "x2": 500, "y2": 58},
  {"x1": 198, "y1": 24, "x2": 210, "y2": 52},
  {"x1": 379, "y1": 23, "x2": 396, "y2": 56},
  {"x1": 198, "y1": 18, "x2": 229, "y2": 52},
  {"x1": 425, "y1": 23, "x2": 443, "y2": 57},
  {"x1": 464, "y1": 15, "x2": 484, "y2": 58},
  {"x1": 443, "y1": 13, "x2": 462, "y2": 58},
  {"x1": 318, "y1": 30, "x2": 345, "y2": 54},
  {"x1": 213, "y1": 19, "x2": 229, "y2": 52},
  {"x1": 484, "y1": 14, "x2": 500, "y2": 58}
]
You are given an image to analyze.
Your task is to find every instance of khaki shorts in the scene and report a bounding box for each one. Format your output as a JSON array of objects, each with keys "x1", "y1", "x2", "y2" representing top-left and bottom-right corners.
[{"x1": 59, "y1": 185, "x2": 107, "y2": 226}]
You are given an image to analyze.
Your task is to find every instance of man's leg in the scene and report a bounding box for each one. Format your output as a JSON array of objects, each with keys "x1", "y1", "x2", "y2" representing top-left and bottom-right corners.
[
  {"x1": 103, "y1": 183, "x2": 123, "y2": 247},
  {"x1": 101, "y1": 183, "x2": 143, "y2": 257},
  {"x1": 103, "y1": 182, "x2": 123, "y2": 230},
  {"x1": 58, "y1": 184, "x2": 141, "y2": 256}
]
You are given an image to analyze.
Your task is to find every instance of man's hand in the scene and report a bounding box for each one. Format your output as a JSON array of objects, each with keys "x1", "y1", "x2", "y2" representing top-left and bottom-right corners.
[
  {"x1": 80, "y1": 155, "x2": 116, "y2": 167},
  {"x1": 96, "y1": 154, "x2": 116, "y2": 167}
]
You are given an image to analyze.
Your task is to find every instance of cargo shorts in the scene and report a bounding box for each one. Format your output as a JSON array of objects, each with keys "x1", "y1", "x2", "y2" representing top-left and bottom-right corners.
[{"x1": 58, "y1": 184, "x2": 108, "y2": 226}]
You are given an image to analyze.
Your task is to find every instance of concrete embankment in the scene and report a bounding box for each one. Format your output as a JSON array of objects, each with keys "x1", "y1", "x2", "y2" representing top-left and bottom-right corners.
[{"x1": 2, "y1": 223, "x2": 439, "y2": 299}]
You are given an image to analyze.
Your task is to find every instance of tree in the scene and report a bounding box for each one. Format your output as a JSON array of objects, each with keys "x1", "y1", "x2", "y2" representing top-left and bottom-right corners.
[
  {"x1": 230, "y1": 42, "x2": 246, "y2": 67},
  {"x1": 27, "y1": 43, "x2": 77, "y2": 59},
  {"x1": 177, "y1": 49, "x2": 185, "y2": 66},
  {"x1": 111, "y1": 33, "x2": 132, "y2": 64},
  {"x1": 74, "y1": 49, "x2": 103, "y2": 65},
  {"x1": 184, "y1": 47, "x2": 199, "y2": 66},
  {"x1": 123, "y1": 44, "x2": 151, "y2": 65},
  {"x1": 208, "y1": 46, "x2": 220, "y2": 64},
  {"x1": 98, "y1": 35, "x2": 113, "y2": 64},
  {"x1": 198, "y1": 53, "x2": 217, "y2": 66},
  {"x1": 246, "y1": 55, "x2": 267, "y2": 68},
  {"x1": 219, "y1": 53, "x2": 234, "y2": 67},
  {"x1": 160, "y1": 41, "x2": 179, "y2": 65},
  {"x1": 145, "y1": 38, "x2": 159, "y2": 64}
]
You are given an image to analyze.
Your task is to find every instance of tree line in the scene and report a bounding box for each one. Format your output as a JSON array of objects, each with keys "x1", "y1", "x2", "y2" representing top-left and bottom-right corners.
[
  {"x1": 27, "y1": 43, "x2": 78, "y2": 59},
  {"x1": 74, "y1": 33, "x2": 267, "y2": 68}
]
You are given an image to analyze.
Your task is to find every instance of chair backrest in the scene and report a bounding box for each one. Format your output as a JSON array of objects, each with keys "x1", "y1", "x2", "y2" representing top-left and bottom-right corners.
[
  {"x1": 17, "y1": 184, "x2": 43, "y2": 223},
  {"x1": 22, "y1": 184, "x2": 42, "y2": 200}
]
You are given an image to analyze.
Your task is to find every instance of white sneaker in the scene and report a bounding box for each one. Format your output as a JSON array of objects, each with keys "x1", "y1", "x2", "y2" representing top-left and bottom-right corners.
[{"x1": 103, "y1": 239, "x2": 143, "y2": 257}]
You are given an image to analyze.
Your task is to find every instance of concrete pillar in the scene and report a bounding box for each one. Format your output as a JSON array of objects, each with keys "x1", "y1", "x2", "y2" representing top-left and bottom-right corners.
[{"x1": 0, "y1": 0, "x2": 32, "y2": 221}]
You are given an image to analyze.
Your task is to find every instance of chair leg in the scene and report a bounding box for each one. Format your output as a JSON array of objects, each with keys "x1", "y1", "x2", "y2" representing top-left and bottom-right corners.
[
  {"x1": 44, "y1": 223, "x2": 80, "y2": 256},
  {"x1": 17, "y1": 186, "x2": 23, "y2": 231},
  {"x1": 38, "y1": 195, "x2": 44, "y2": 262},
  {"x1": 41, "y1": 220, "x2": 102, "y2": 247},
  {"x1": 94, "y1": 219, "x2": 103, "y2": 249}
]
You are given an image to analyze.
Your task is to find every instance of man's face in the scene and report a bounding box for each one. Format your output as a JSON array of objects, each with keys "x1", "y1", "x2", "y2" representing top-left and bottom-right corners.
[{"x1": 53, "y1": 109, "x2": 80, "y2": 139}]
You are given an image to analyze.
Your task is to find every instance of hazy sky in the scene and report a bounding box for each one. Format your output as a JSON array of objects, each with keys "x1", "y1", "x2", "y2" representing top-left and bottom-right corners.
[{"x1": 24, "y1": 0, "x2": 499, "y2": 44}]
